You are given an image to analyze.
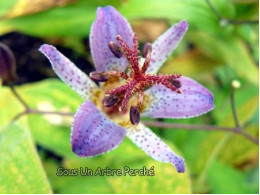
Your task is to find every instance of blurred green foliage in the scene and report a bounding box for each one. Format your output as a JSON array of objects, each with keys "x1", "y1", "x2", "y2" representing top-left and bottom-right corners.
[
  {"x1": 0, "y1": 123, "x2": 52, "y2": 193},
  {"x1": 0, "y1": 0, "x2": 258, "y2": 194}
]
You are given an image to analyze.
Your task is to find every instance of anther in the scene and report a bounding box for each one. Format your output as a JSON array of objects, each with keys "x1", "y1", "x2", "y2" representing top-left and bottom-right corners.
[
  {"x1": 90, "y1": 71, "x2": 109, "y2": 82},
  {"x1": 102, "y1": 94, "x2": 119, "y2": 107},
  {"x1": 108, "y1": 41, "x2": 123, "y2": 58},
  {"x1": 130, "y1": 106, "x2": 140, "y2": 125},
  {"x1": 142, "y1": 43, "x2": 152, "y2": 58},
  {"x1": 171, "y1": 80, "x2": 182, "y2": 88}
]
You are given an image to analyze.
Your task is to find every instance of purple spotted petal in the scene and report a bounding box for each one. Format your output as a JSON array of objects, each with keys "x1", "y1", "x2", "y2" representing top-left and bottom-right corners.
[
  {"x1": 90, "y1": 6, "x2": 133, "y2": 72},
  {"x1": 142, "y1": 76, "x2": 215, "y2": 118},
  {"x1": 71, "y1": 100, "x2": 126, "y2": 157},
  {"x1": 146, "y1": 20, "x2": 188, "y2": 74},
  {"x1": 127, "y1": 123, "x2": 185, "y2": 173},
  {"x1": 39, "y1": 44, "x2": 97, "y2": 100}
]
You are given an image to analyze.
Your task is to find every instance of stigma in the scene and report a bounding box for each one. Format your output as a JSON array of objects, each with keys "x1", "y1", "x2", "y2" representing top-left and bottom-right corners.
[{"x1": 90, "y1": 33, "x2": 182, "y2": 125}]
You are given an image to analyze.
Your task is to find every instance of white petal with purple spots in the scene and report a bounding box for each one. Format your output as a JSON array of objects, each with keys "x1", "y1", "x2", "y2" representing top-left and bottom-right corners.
[
  {"x1": 146, "y1": 20, "x2": 188, "y2": 74},
  {"x1": 127, "y1": 123, "x2": 185, "y2": 173},
  {"x1": 90, "y1": 6, "x2": 133, "y2": 72},
  {"x1": 71, "y1": 100, "x2": 126, "y2": 157},
  {"x1": 142, "y1": 77, "x2": 215, "y2": 118},
  {"x1": 39, "y1": 44, "x2": 97, "y2": 100}
]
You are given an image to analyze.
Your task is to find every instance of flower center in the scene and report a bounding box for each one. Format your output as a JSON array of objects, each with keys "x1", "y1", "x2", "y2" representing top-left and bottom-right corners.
[{"x1": 90, "y1": 33, "x2": 182, "y2": 125}]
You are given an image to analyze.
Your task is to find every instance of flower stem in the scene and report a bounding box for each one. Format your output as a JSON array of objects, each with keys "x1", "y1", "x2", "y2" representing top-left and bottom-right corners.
[
  {"x1": 10, "y1": 84, "x2": 29, "y2": 110},
  {"x1": 142, "y1": 121, "x2": 258, "y2": 145},
  {"x1": 231, "y1": 87, "x2": 240, "y2": 128},
  {"x1": 11, "y1": 109, "x2": 73, "y2": 122},
  {"x1": 9, "y1": 84, "x2": 258, "y2": 145}
]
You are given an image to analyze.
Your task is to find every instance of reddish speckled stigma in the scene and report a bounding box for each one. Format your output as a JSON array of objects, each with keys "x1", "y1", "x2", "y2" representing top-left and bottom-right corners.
[{"x1": 90, "y1": 33, "x2": 182, "y2": 125}]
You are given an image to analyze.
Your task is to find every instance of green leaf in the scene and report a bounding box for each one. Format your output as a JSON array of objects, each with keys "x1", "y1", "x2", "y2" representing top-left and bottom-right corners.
[
  {"x1": 17, "y1": 79, "x2": 82, "y2": 158},
  {"x1": 0, "y1": 1, "x2": 95, "y2": 37},
  {"x1": 160, "y1": 49, "x2": 219, "y2": 77},
  {"x1": 219, "y1": 124, "x2": 259, "y2": 166},
  {"x1": 234, "y1": 2, "x2": 259, "y2": 20},
  {"x1": 243, "y1": 167, "x2": 259, "y2": 194},
  {"x1": 207, "y1": 160, "x2": 248, "y2": 194},
  {"x1": 0, "y1": 79, "x2": 82, "y2": 158},
  {"x1": 0, "y1": 86, "x2": 23, "y2": 130},
  {"x1": 0, "y1": 0, "x2": 236, "y2": 37},
  {"x1": 46, "y1": 139, "x2": 191, "y2": 194},
  {"x1": 120, "y1": 0, "x2": 235, "y2": 34},
  {"x1": 194, "y1": 94, "x2": 258, "y2": 174},
  {"x1": 0, "y1": 123, "x2": 52, "y2": 193},
  {"x1": 0, "y1": 0, "x2": 121, "y2": 37},
  {"x1": 189, "y1": 31, "x2": 259, "y2": 85},
  {"x1": 0, "y1": 0, "x2": 16, "y2": 16}
]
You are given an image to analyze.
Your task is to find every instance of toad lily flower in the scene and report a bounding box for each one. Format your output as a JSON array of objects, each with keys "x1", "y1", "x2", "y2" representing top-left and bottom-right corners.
[{"x1": 39, "y1": 6, "x2": 214, "y2": 173}]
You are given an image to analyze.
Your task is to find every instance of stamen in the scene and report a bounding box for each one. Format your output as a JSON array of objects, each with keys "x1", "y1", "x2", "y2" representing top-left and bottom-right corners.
[
  {"x1": 108, "y1": 41, "x2": 123, "y2": 58},
  {"x1": 90, "y1": 71, "x2": 108, "y2": 82},
  {"x1": 102, "y1": 94, "x2": 119, "y2": 107},
  {"x1": 133, "y1": 33, "x2": 139, "y2": 52},
  {"x1": 105, "y1": 71, "x2": 128, "y2": 80},
  {"x1": 116, "y1": 35, "x2": 131, "y2": 54},
  {"x1": 116, "y1": 34, "x2": 140, "y2": 76},
  {"x1": 130, "y1": 106, "x2": 140, "y2": 125},
  {"x1": 137, "y1": 90, "x2": 144, "y2": 110},
  {"x1": 90, "y1": 71, "x2": 129, "y2": 82},
  {"x1": 106, "y1": 84, "x2": 129, "y2": 95},
  {"x1": 132, "y1": 32, "x2": 140, "y2": 70},
  {"x1": 162, "y1": 81, "x2": 182, "y2": 94},
  {"x1": 100, "y1": 33, "x2": 184, "y2": 125},
  {"x1": 120, "y1": 84, "x2": 137, "y2": 112}
]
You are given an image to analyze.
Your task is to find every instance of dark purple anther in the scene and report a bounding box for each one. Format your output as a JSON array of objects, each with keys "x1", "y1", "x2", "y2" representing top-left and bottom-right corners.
[
  {"x1": 130, "y1": 106, "x2": 140, "y2": 125},
  {"x1": 0, "y1": 43, "x2": 17, "y2": 85},
  {"x1": 142, "y1": 43, "x2": 152, "y2": 58},
  {"x1": 102, "y1": 94, "x2": 119, "y2": 107},
  {"x1": 108, "y1": 41, "x2": 123, "y2": 58},
  {"x1": 171, "y1": 80, "x2": 182, "y2": 88},
  {"x1": 90, "y1": 71, "x2": 109, "y2": 82}
]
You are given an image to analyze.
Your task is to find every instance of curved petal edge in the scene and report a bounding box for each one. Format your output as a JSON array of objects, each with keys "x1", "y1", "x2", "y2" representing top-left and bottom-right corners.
[
  {"x1": 142, "y1": 76, "x2": 215, "y2": 119},
  {"x1": 39, "y1": 44, "x2": 97, "y2": 100},
  {"x1": 127, "y1": 123, "x2": 185, "y2": 173},
  {"x1": 90, "y1": 6, "x2": 133, "y2": 72},
  {"x1": 147, "y1": 20, "x2": 188, "y2": 74},
  {"x1": 71, "y1": 100, "x2": 126, "y2": 157}
]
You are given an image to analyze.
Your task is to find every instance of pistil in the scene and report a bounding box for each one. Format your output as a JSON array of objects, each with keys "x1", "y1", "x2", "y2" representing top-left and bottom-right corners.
[{"x1": 90, "y1": 32, "x2": 182, "y2": 125}]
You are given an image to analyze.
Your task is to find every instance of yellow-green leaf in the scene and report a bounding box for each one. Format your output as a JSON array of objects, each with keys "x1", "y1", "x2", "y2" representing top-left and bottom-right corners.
[{"x1": 0, "y1": 123, "x2": 52, "y2": 193}]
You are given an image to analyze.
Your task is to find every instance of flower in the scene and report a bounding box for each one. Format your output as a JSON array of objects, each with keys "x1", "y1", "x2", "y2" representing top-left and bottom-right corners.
[{"x1": 39, "y1": 6, "x2": 215, "y2": 173}]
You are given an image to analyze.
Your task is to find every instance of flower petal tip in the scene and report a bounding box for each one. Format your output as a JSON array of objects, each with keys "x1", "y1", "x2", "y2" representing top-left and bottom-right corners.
[
  {"x1": 99, "y1": 5, "x2": 116, "y2": 12},
  {"x1": 127, "y1": 124, "x2": 186, "y2": 173},
  {"x1": 205, "y1": 90, "x2": 215, "y2": 112},
  {"x1": 147, "y1": 20, "x2": 189, "y2": 74},
  {"x1": 91, "y1": 5, "x2": 133, "y2": 72},
  {"x1": 171, "y1": 156, "x2": 185, "y2": 173},
  {"x1": 39, "y1": 43, "x2": 97, "y2": 100},
  {"x1": 143, "y1": 77, "x2": 215, "y2": 119},
  {"x1": 179, "y1": 20, "x2": 189, "y2": 31},
  {"x1": 38, "y1": 44, "x2": 52, "y2": 54}
]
